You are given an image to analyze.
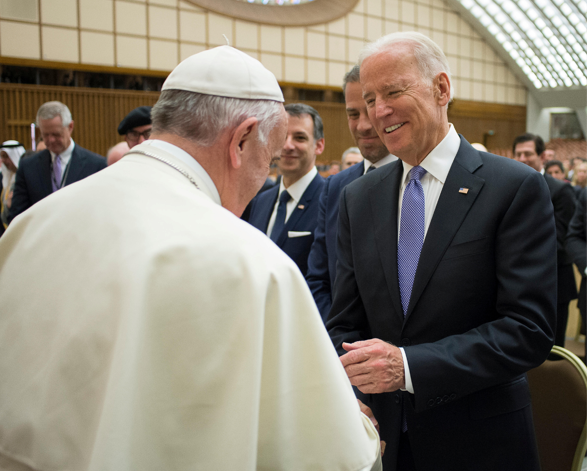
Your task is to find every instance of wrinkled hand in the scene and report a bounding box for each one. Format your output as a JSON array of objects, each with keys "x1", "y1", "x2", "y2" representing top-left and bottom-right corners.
[
  {"x1": 357, "y1": 399, "x2": 386, "y2": 457},
  {"x1": 341, "y1": 339, "x2": 405, "y2": 394}
]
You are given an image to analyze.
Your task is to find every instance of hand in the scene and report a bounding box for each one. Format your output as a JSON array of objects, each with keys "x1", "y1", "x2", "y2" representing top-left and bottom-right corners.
[
  {"x1": 340, "y1": 339, "x2": 405, "y2": 394},
  {"x1": 357, "y1": 399, "x2": 386, "y2": 457}
]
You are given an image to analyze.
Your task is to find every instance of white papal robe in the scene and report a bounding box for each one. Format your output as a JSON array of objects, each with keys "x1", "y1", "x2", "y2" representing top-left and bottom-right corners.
[{"x1": 0, "y1": 140, "x2": 381, "y2": 471}]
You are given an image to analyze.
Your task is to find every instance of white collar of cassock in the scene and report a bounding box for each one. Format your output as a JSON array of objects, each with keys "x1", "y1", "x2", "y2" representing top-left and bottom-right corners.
[{"x1": 141, "y1": 139, "x2": 221, "y2": 206}]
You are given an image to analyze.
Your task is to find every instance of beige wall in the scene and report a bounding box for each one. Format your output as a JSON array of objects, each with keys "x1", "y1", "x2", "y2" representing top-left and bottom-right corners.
[{"x1": 0, "y1": 0, "x2": 527, "y2": 105}]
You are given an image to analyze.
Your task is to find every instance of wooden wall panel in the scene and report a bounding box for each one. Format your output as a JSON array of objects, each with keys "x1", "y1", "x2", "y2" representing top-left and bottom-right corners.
[
  {"x1": 0, "y1": 85, "x2": 526, "y2": 162},
  {"x1": 0, "y1": 84, "x2": 159, "y2": 156}
]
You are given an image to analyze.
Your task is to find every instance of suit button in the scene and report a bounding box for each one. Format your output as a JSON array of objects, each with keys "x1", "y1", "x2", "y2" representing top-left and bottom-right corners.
[
  {"x1": 436, "y1": 397, "x2": 442, "y2": 405},
  {"x1": 401, "y1": 338, "x2": 410, "y2": 347},
  {"x1": 450, "y1": 393, "x2": 457, "y2": 400},
  {"x1": 428, "y1": 399, "x2": 435, "y2": 407},
  {"x1": 394, "y1": 394, "x2": 400, "y2": 404},
  {"x1": 443, "y1": 395, "x2": 449, "y2": 402}
]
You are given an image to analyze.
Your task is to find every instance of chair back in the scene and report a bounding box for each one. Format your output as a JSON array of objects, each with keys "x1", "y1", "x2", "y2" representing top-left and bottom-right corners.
[{"x1": 527, "y1": 345, "x2": 587, "y2": 471}]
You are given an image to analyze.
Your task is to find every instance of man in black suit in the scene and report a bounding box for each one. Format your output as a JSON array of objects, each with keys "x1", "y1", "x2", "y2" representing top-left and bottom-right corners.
[
  {"x1": 306, "y1": 65, "x2": 396, "y2": 321},
  {"x1": 247, "y1": 104, "x2": 325, "y2": 276},
  {"x1": 8, "y1": 101, "x2": 106, "y2": 224},
  {"x1": 514, "y1": 133, "x2": 577, "y2": 348},
  {"x1": 327, "y1": 32, "x2": 556, "y2": 471}
]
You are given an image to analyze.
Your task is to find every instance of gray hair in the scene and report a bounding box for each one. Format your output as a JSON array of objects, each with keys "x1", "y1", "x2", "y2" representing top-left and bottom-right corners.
[
  {"x1": 342, "y1": 147, "x2": 361, "y2": 163},
  {"x1": 36, "y1": 101, "x2": 72, "y2": 127},
  {"x1": 342, "y1": 65, "x2": 360, "y2": 95},
  {"x1": 358, "y1": 32, "x2": 453, "y2": 101},
  {"x1": 151, "y1": 90, "x2": 284, "y2": 147}
]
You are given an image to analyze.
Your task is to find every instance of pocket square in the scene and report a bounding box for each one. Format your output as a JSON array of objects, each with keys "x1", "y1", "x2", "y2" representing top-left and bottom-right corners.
[{"x1": 288, "y1": 231, "x2": 312, "y2": 238}]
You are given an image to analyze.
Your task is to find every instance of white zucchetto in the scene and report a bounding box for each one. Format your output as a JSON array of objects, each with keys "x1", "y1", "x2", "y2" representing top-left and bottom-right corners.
[{"x1": 162, "y1": 45, "x2": 284, "y2": 103}]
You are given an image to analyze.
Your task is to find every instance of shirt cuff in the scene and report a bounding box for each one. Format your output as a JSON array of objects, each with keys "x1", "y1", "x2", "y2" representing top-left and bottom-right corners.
[{"x1": 399, "y1": 347, "x2": 414, "y2": 394}]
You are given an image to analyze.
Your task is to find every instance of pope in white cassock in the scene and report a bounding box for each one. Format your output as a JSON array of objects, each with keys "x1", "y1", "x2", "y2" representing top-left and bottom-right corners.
[{"x1": 0, "y1": 47, "x2": 382, "y2": 470}]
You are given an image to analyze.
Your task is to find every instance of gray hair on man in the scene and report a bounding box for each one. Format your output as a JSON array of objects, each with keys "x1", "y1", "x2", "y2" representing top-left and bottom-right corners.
[
  {"x1": 36, "y1": 101, "x2": 73, "y2": 127},
  {"x1": 151, "y1": 90, "x2": 284, "y2": 147},
  {"x1": 358, "y1": 31, "x2": 454, "y2": 101},
  {"x1": 342, "y1": 147, "x2": 361, "y2": 164}
]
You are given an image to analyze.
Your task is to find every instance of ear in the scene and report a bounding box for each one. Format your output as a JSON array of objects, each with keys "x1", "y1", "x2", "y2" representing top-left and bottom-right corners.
[
  {"x1": 229, "y1": 117, "x2": 258, "y2": 170},
  {"x1": 68, "y1": 120, "x2": 75, "y2": 134},
  {"x1": 314, "y1": 137, "x2": 325, "y2": 156},
  {"x1": 434, "y1": 72, "x2": 451, "y2": 106}
]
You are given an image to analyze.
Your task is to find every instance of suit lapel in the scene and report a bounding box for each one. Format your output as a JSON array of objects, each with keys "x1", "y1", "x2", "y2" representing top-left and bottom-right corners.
[
  {"x1": 406, "y1": 137, "x2": 485, "y2": 320},
  {"x1": 259, "y1": 185, "x2": 279, "y2": 233},
  {"x1": 64, "y1": 146, "x2": 84, "y2": 186},
  {"x1": 276, "y1": 173, "x2": 323, "y2": 246},
  {"x1": 368, "y1": 160, "x2": 405, "y2": 319},
  {"x1": 36, "y1": 151, "x2": 53, "y2": 197}
]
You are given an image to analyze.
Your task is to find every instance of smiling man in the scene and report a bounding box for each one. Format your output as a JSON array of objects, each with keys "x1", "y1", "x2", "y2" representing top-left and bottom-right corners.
[
  {"x1": 306, "y1": 65, "x2": 395, "y2": 322},
  {"x1": 248, "y1": 103, "x2": 325, "y2": 276},
  {"x1": 327, "y1": 32, "x2": 557, "y2": 471},
  {"x1": 8, "y1": 101, "x2": 106, "y2": 223}
]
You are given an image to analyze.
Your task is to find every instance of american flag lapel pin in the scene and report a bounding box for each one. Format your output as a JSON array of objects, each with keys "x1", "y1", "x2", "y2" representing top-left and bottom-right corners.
[
  {"x1": 298, "y1": 204, "x2": 305, "y2": 210},
  {"x1": 459, "y1": 188, "x2": 469, "y2": 194}
]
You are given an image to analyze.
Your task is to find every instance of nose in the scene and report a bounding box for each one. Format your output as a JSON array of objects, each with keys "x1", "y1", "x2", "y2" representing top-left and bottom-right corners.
[
  {"x1": 374, "y1": 98, "x2": 391, "y2": 120},
  {"x1": 357, "y1": 112, "x2": 373, "y2": 133},
  {"x1": 283, "y1": 135, "x2": 294, "y2": 151}
]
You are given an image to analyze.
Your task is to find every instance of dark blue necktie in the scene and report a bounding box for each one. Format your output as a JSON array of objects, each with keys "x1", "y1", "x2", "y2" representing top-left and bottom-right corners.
[
  {"x1": 398, "y1": 165, "x2": 427, "y2": 316},
  {"x1": 270, "y1": 190, "x2": 291, "y2": 242}
]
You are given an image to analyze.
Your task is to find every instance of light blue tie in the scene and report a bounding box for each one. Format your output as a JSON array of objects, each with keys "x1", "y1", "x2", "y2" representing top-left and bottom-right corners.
[
  {"x1": 397, "y1": 165, "x2": 426, "y2": 433},
  {"x1": 270, "y1": 190, "x2": 291, "y2": 242},
  {"x1": 398, "y1": 165, "x2": 427, "y2": 316}
]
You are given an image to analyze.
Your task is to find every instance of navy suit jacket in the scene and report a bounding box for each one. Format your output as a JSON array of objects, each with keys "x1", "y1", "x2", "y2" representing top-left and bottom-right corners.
[
  {"x1": 8, "y1": 146, "x2": 106, "y2": 224},
  {"x1": 328, "y1": 137, "x2": 556, "y2": 471},
  {"x1": 248, "y1": 172, "x2": 324, "y2": 276},
  {"x1": 306, "y1": 162, "x2": 364, "y2": 321}
]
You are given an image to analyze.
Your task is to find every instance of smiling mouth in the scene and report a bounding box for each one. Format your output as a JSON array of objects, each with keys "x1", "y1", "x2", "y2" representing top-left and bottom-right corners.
[{"x1": 385, "y1": 123, "x2": 405, "y2": 133}]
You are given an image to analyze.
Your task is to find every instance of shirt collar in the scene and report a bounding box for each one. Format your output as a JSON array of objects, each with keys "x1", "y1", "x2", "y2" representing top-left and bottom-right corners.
[
  {"x1": 143, "y1": 139, "x2": 222, "y2": 206},
  {"x1": 279, "y1": 166, "x2": 318, "y2": 203},
  {"x1": 50, "y1": 139, "x2": 75, "y2": 162},
  {"x1": 401, "y1": 124, "x2": 460, "y2": 184},
  {"x1": 363, "y1": 154, "x2": 398, "y2": 174}
]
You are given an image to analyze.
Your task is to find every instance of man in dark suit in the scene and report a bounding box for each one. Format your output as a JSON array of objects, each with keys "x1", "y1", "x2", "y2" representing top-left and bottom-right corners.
[
  {"x1": 514, "y1": 133, "x2": 577, "y2": 348},
  {"x1": 327, "y1": 32, "x2": 556, "y2": 471},
  {"x1": 248, "y1": 103, "x2": 324, "y2": 276},
  {"x1": 8, "y1": 101, "x2": 106, "y2": 223},
  {"x1": 566, "y1": 188, "x2": 586, "y2": 362},
  {"x1": 306, "y1": 65, "x2": 396, "y2": 321}
]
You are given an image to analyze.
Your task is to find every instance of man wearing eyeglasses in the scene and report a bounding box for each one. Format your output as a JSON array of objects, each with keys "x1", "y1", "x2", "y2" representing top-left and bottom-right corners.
[{"x1": 118, "y1": 106, "x2": 153, "y2": 149}]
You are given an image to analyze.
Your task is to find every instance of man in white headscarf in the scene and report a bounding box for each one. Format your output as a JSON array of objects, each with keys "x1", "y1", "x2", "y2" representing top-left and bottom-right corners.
[
  {"x1": 0, "y1": 140, "x2": 25, "y2": 232},
  {"x1": 0, "y1": 46, "x2": 382, "y2": 471}
]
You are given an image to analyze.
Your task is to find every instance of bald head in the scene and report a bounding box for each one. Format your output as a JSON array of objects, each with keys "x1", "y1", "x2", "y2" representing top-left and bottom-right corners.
[{"x1": 106, "y1": 141, "x2": 130, "y2": 166}]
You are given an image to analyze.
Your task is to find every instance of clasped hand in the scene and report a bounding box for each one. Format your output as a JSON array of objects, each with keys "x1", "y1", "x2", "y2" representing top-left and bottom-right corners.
[{"x1": 340, "y1": 339, "x2": 405, "y2": 394}]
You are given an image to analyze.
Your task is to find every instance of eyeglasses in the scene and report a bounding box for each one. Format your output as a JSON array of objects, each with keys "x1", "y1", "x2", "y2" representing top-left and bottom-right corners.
[{"x1": 127, "y1": 129, "x2": 151, "y2": 141}]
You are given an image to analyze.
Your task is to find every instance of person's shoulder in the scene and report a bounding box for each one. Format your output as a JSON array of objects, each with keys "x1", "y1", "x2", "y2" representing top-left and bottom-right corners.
[
  {"x1": 252, "y1": 183, "x2": 279, "y2": 206},
  {"x1": 19, "y1": 149, "x2": 48, "y2": 170}
]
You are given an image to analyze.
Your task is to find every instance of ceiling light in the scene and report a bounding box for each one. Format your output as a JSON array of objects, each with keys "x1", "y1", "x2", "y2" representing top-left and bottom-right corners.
[
  {"x1": 560, "y1": 3, "x2": 573, "y2": 15},
  {"x1": 551, "y1": 15, "x2": 563, "y2": 27},
  {"x1": 543, "y1": 27, "x2": 554, "y2": 38},
  {"x1": 576, "y1": 23, "x2": 586, "y2": 34},
  {"x1": 580, "y1": 76, "x2": 587, "y2": 86},
  {"x1": 568, "y1": 13, "x2": 580, "y2": 25},
  {"x1": 471, "y1": 5, "x2": 484, "y2": 17},
  {"x1": 533, "y1": 79, "x2": 543, "y2": 88},
  {"x1": 488, "y1": 24, "x2": 500, "y2": 34}
]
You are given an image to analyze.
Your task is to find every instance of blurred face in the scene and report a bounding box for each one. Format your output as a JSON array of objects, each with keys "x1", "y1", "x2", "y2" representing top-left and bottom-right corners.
[
  {"x1": 345, "y1": 81, "x2": 388, "y2": 164},
  {"x1": 342, "y1": 152, "x2": 363, "y2": 169},
  {"x1": 125, "y1": 124, "x2": 152, "y2": 149},
  {"x1": 361, "y1": 44, "x2": 451, "y2": 166},
  {"x1": 543, "y1": 149, "x2": 555, "y2": 160},
  {"x1": 38, "y1": 116, "x2": 73, "y2": 155},
  {"x1": 514, "y1": 140, "x2": 543, "y2": 172},
  {"x1": 576, "y1": 164, "x2": 587, "y2": 185},
  {"x1": 546, "y1": 165, "x2": 565, "y2": 180},
  {"x1": 279, "y1": 114, "x2": 324, "y2": 185},
  {"x1": 0, "y1": 151, "x2": 17, "y2": 172}
]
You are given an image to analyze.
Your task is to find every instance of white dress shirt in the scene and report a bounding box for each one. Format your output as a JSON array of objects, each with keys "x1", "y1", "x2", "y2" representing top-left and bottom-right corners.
[
  {"x1": 266, "y1": 166, "x2": 318, "y2": 236},
  {"x1": 398, "y1": 124, "x2": 461, "y2": 394}
]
